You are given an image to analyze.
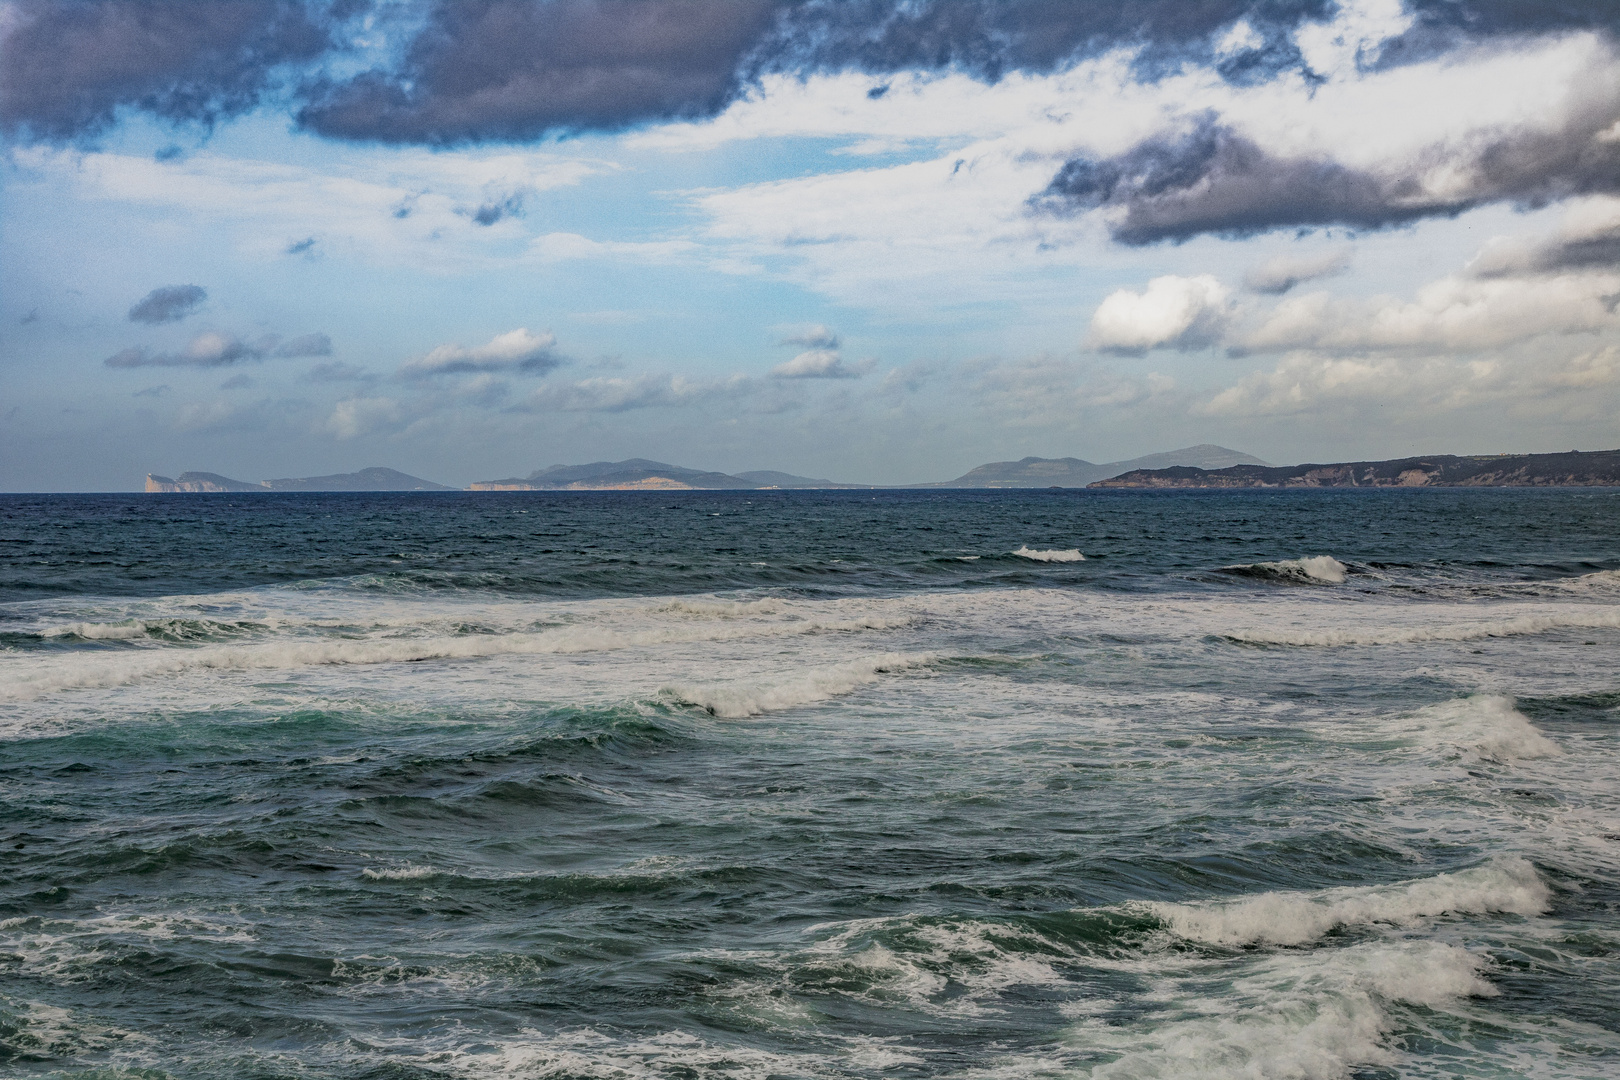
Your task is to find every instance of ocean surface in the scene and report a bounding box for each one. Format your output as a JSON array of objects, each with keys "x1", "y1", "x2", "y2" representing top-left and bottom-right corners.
[{"x1": 1, "y1": 488, "x2": 1618, "y2": 1080}]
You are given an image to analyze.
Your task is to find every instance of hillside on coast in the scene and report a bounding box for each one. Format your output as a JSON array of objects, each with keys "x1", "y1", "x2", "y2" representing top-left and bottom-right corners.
[
  {"x1": 146, "y1": 468, "x2": 452, "y2": 492},
  {"x1": 1091, "y1": 450, "x2": 1620, "y2": 488},
  {"x1": 468, "y1": 460, "x2": 864, "y2": 490},
  {"x1": 929, "y1": 444, "x2": 1268, "y2": 487}
]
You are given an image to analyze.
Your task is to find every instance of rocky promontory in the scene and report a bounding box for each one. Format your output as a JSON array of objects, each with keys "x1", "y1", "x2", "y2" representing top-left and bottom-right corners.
[{"x1": 146, "y1": 467, "x2": 452, "y2": 492}]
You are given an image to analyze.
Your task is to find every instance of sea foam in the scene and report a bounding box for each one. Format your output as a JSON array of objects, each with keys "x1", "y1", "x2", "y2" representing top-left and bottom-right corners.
[
  {"x1": 1087, "y1": 941, "x2": 1495, "y2": 1080},
  {"x1": 1408, "y1": 695, "x2": 1563, "y2": 762},
  {"x1": 666, "y1": 652, "x2": 935, "y2": 718},
  {"x1": 0, "y1": 615, "x2": 913, "y2": 701},
  {"x1": 361, "y1": 865, "x2": 438, "y2": 881},
  {"x1": 1227, "y1": 607, "x2": 1620, "y2": 646},
  {"x1": 1145, "y1": 855, "x2": 1548, "y2": 947}
]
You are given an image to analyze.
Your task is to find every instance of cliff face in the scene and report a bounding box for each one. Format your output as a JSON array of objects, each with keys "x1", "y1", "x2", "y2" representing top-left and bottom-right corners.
[
  {"x1": 1090, "y1": 450, "x2": 1620, "y2": 489},
  {"x1": 146, "y1": 472, "x2": 267, "y2": 493}
]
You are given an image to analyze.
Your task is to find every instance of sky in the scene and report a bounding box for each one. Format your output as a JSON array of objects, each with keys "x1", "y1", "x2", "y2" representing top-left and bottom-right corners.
[{"x1": 5, "y1": 0, "x2": 1620, "y2": 489}]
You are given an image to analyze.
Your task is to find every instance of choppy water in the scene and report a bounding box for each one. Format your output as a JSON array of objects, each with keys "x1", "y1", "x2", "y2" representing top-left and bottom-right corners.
[{"x1": 2, "y1": 489, "x2": 1618, "y2": 1079}]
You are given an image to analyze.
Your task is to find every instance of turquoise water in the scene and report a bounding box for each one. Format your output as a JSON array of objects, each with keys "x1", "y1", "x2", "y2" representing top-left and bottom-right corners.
[{"x1": 1, "y1": 489, "x2": 1618, "y2": 1078}]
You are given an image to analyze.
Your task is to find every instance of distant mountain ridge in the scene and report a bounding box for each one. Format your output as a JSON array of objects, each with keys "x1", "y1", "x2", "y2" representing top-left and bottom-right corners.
[
  {"x1": 144, "y1": 449, "x2": 1278, "y2": 493},
  {"x1": 468, "y1": 460, "x2": 863, "y2": 490},
  {"x1": 146, "y1": 467, "x2": 452, "y2": 492},
  {"x1": 1091, "y1": 450, "x2": 1620, "y2": 488},
  {"x1": 931, "y1": 445, "x2": 1270, "y2": 488}
]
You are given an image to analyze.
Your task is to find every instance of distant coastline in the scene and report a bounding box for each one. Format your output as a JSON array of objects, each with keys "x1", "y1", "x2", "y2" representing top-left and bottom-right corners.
[
  {"x1": 145, "y1": 467, "x2": 452, "y2": 493},
  {"x1": 1090, "y1": 450, "x2": 1620, "y2": 488},
  {"x1": 141, "y1": 446, "x2": 1620, "y2": 494}
]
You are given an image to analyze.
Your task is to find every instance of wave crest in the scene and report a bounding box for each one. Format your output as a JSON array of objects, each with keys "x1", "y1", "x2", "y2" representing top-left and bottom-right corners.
[
  {"x1": 1145, "y1": 856, "x2": 1548, "y2": 947},
  {"x1": 1012, "y1": 547, "x2": 1085, "y2": 563},
  {"x1": 1221, "y1": 555, "x2": 1348, "y2": 585},
  {"x1": 1409, "y1": 695, "x2": 1563, "y2": 762}
]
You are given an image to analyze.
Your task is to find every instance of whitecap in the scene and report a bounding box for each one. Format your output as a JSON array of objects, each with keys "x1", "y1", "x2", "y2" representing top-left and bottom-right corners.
[
  {"x1": 361, "y1": 865, "x2": 438, "y2": 881},
  {"x1": 1144, "y1": 855, "x2": 1548, "y2": 947},
  {"x1": 1012, "y1": 547, "x2": 1085, "y2": 563},
  {"x1": 1406, "y1": 695, "x2": 1563, "y2": 762},
  {"x1": 1084, "y1": 941, "x2": 1495, "y2": 1080},
  {"x1": 1223, "y1": 555, "x2": 1348, "y2": 584}
]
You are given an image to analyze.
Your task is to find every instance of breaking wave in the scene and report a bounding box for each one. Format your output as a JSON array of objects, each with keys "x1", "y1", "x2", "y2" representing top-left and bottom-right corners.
[
  {"x1": 1221, "y1": 555, "x2": 1348, "y2": 585},
  {"x1": 1012, "y1": 547, "x2": 1085, "y2": 562},
  {"x1": 1145, "y1": 856, "x2": 1548, "y2": 947},
  {"x1": 0, "y1": 615, "x2": 912, "y2": 702},
  {"x1": 1085, "y1": 941, "x2": 1496, "y2": 1080},
  {"x1": 1227, "y1": 607, "x2": 1620, "y2": 646},
  {"x1": 38, "y1": 617, "x2": 267, "y2": 642},
  {"x1": 666, "y1": 653, "x2": 936, "y2": 718},
  {"x1": 1405, "y1": 695, "x2": 1563, "y2": 762}
]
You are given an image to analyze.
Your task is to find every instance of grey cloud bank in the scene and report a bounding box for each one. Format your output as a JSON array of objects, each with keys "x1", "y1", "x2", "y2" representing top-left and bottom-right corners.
[
  {"x1": 128, "y1": 284, "x2": 207, "y2": 324},
  {"x1": 105, "y1": 331, "x2": 331, "y2": 368},
  {"x1": 1034, "y1": 92, "x2": 1620, "y2": 244},
  {"x1": 9, "y1": 0, "x2": 1618, "y2": 144},
  {"x1": 0, "y1": 0, "x2": 333, "y2": 141},
  {"x1": 8, "y1": 0, "x2": 1620, "y2": 250}
]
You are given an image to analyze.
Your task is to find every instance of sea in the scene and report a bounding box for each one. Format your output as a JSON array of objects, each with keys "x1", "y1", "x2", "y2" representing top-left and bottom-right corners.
[{"x1": 1, "y1": 488, "x2": 1617, "y2": 1080}]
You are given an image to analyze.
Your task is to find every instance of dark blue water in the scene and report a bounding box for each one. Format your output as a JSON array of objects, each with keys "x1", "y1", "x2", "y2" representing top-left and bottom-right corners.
[
  {"x1": 2, "y1": 490, "x2": 1618, "y2": 1078},
  {"x1": 4, "y1": 489, "x2": 1617, "y2": 601}
]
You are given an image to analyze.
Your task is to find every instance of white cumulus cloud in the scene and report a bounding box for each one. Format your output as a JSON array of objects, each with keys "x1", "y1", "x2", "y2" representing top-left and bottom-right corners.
[
  {"x1": 772, "y1": 349, "x2": 864, "y2": 379},
  {"x1": 1088, "y1": 275, "x2": 1230, "y2": 354},
  {"x1": 1236, "y1": 272, "x2": 1620, "y2": 354},
  {"x1": 400, "y1": 329, "x2": 560, "y2": 378}
]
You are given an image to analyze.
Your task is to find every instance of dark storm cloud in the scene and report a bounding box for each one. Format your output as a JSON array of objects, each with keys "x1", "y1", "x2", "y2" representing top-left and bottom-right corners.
[
  {"x1": 1375, "y1": 0, "x2": 1620, "y2": 70},
  {"x1": 1035, "y1": 98, "x2": 1620, "y2": 244},
  {"x1": 297, "y1": 0, "x2": 785, "y2": 144},
  {"x1": 11, "y1": 0, "x2": 1620, "y2": 148},
  {"x1": 0, "y1": 0, "x2": 334, "y2": 142},
  {"x1": 128, "y1": 284, "x2": 207, "y2": 324},
  {"x1": 764, "y1": 0, "x2": 1328, "y2": 84},
  {"x1": 1034, "y1": 118, "x2": 1411, "y2": 244},
  {"x1": 293, "y1": 0, "x2": 1341, "y2": 144},
  {"x1": 291, "y1": 0, "x2": 1620, "y2": 148}
]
